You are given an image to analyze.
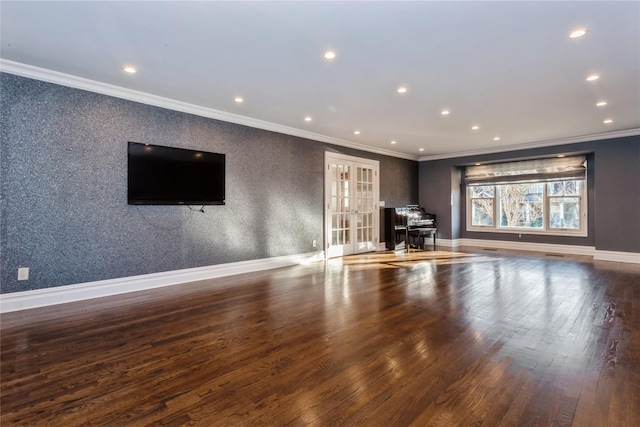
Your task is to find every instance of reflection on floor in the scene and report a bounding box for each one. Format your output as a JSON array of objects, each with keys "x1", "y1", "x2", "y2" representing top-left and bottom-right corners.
[
  {"x1": 1, "y1": 247, "x2": 638, "y2": 425},
  {"x1": 333, "y1": 248, "x2": 502, "y2": 270}
]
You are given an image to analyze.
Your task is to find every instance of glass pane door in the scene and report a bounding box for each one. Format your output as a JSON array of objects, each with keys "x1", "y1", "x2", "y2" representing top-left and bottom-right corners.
[
  {"x1": 330, "y1": 163, "x2": 351, "y2": 249},
  {"x1": 355, "y1": 165, "x2": 376, "y2": 252},
  {"x1": 325, "y1": 153, "x2": 379, "y2": 258}
]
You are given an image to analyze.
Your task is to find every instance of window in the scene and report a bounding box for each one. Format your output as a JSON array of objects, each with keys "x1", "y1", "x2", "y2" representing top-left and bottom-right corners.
[
  {"x1": 548, "y1": 181, "x2": 582, "y2": 230},
  {"x1": 466, "y1": 156, "x2": 587, "y2": 236},
  {"x1": 470, "y1": 186, "x2": 494, "y2": 226}
]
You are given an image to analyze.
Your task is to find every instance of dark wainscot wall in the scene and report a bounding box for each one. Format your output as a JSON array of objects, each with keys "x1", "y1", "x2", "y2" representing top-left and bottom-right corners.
[
  {"x1": 0, "y1": 73, "x2": 418, "y2": 293},
  {"x1": 418, "y1": 136, "x2": 640, "y2": 254}
]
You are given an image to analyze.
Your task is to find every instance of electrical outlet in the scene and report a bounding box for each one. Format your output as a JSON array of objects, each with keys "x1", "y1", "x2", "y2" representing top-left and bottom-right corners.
[
  {"x1": 17, "y1": 267, "x2": 29, "y2": 281},
  {"x1": 312, "y1": 239, "x2": 317, "y2": 248}
]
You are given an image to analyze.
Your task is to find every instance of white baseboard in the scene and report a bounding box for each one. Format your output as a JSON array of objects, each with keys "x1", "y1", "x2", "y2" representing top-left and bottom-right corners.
[
  {"x1": 440, "y1": 238, "x2": 639, "y2": 263},
  {"x1": 0, "y1": 252, "x2": 325, "y2": 313},
  {"x1": 432, "y1": 238, "x2": 460, "y2": 248},
  {"x1": 456, "y1": 238, "x2": 596, "y2": 256},
  {"x1": 3, "y1": 244, "x2": 637, "y2": 314},
  {"x1": 594, "y1": 250, "x2": 640, "y2": 264}
]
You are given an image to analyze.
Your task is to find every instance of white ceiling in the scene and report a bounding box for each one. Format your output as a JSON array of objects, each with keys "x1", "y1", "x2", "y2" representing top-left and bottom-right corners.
[{"x1": 2, "y1": 1, "x2": 639, "y2": 160}]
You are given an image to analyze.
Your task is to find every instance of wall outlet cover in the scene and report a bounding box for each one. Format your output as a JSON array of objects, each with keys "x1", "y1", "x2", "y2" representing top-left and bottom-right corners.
[{"x1": 17, "y1": 267, "x2": 29, "y2": 281}]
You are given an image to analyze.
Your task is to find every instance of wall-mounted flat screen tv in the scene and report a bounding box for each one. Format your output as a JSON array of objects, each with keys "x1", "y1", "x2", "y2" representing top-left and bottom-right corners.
[{"x1": 128, "y1": 141, "x2": 225, "y2": 205}]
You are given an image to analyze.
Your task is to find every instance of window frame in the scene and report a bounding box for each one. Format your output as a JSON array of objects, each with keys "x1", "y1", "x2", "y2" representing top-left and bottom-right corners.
[{"x1": 466, "y1": 179, "x2": 588, "y2": 237}]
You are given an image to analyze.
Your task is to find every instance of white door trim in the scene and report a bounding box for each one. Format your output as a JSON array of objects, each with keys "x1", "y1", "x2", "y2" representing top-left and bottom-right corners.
[{"x1": 324, "y1": 152, "x2": 380, "y2": 259}]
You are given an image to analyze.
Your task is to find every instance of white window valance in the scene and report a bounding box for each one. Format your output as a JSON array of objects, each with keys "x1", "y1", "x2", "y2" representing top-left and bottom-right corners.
[{"x1": 465, "y1": 155, "x2": 586, "y2": 186}]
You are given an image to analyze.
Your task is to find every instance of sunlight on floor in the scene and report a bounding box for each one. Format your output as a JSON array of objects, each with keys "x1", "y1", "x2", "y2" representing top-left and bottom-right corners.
[{"x1": 328, "y1": 250, "x2": 501, "y2": 271}]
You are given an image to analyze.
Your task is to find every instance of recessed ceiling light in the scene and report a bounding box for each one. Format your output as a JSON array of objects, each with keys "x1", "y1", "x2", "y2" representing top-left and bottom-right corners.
[
  {"x1": 324, "y1": 51, "x2": 336, "y2": 60},
  {"x1": 475, "y1": 163, "x2": 482, "y2": 166},
  {"x1": 603, "y1": 119, "x2": 613, "y2": 124},
  {"x1": 304, "y1": 116, "x2": 312, "y2": 122},
  {"x1": 354, "y1": 130, "x2": 360, "y2": 135},
  {"x1": 234, "y1": 97, "x2": 243, "y2": 103},
  {"x1": 419, "y1": 148, "x2": 425, "y2": 152},
  {"x1": 390, "y1": 140, "x2": 397, "y2": 145},
  {"x1": 493, "y1": 137, "x2": 501, "y2": 141},
  {"x1": 596, "y1": 101, "x2": 608, "y2": 107},
  {"x1": 557, "y1": 154, "x2": 566, "y2": 158},
  {"x1": 397, "y1": 87, "x2": 407, "y2": 94},
  {"x1": 586, "y1": 74, "x2": 600, "y2": 82},
  {"x1": 441, "y1": 110, "x2": 450, "y2": 115},
  {"x1": 570, "y1": 28, "x2": 588, "y2": 38},
  {"x1": 471, "y1": 125, "x2": 479, "y2": 130},
  {"x1": 123, "y1": 66, "x2": 137, "y2": 74}
]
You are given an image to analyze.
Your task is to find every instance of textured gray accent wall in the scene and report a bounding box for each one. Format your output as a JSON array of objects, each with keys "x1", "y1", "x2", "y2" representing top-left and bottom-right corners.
[
  {"x1": 1, "y1": 73, "x2": 418, "y2": 293},
  {"x1": 450, "y1": 168, "x2": 461, "y2": 240},
  {"x1": 593, "y1": 138, "x2": 640, "y2": 252},
  {"x1": 418, "y1": 135, "x2": 640, "y2": 253},
  {"x1": 416, "y1": 162, "x2": 454, "y2": 239}
]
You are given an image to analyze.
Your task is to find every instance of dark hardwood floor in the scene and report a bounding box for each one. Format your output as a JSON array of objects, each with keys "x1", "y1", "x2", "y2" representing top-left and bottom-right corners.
[{"x1": 1, "y1": 248, "x2": 639, "y2": 426}]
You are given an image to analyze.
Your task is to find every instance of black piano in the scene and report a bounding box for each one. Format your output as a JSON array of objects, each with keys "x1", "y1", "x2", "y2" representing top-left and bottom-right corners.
[{"x1": 384, "y1": 206, "x2": 437, "y2": 251}]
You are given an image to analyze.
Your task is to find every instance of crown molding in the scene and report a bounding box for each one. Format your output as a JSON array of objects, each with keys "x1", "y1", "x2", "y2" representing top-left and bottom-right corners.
[
  {"x1": 0, "y1": 59, "x2": 419, "y2": 161},
  {"x1": 418, "y1": 129, "x2": 640, "y2": 162},
  {"x1": 4, "y1": 59, "x2": 636, "y2": 164}
]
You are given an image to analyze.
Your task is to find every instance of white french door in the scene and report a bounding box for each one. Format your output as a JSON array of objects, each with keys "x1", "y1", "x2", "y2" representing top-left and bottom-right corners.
[{"x1": 325, "y1": 152, "x2": 380, "y2": 258}]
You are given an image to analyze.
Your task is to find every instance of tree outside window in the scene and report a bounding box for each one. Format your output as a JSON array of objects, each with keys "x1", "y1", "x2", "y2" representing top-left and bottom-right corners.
[
  {"x1": 470, "y1": 186, "x2": 494, "y2": 226},
  {"x1": 468, "y1": 180, "x2": 584, "y2": 234},
  {"x1": 499, "y1": 183, "x2": 543, "y2": 228}
]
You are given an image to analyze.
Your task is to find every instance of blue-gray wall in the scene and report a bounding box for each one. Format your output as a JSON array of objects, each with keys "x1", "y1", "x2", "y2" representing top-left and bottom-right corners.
[
  {"x1": 0, "y1": 73, "x2": 418, "y2": 293},
  {"x1": 418, "y1": 136, "x2": 640, "y2": 253}
]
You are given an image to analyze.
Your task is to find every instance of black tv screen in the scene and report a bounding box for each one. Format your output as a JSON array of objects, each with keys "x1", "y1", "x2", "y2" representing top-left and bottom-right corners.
[{"x1": 128, "y1": 141, "x2": 225, "y2": 205}]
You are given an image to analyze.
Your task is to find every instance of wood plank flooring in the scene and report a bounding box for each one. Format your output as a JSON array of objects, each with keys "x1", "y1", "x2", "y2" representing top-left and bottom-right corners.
[{"x1": 1, "y1": 248, "x2": 639, "y2": 426}]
